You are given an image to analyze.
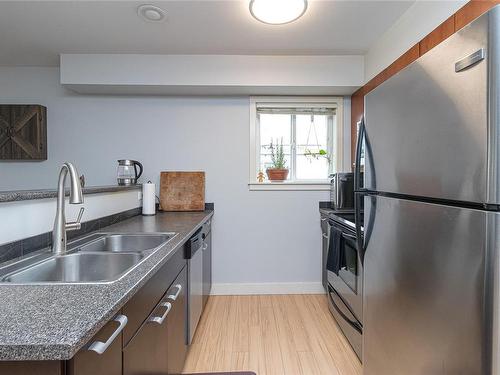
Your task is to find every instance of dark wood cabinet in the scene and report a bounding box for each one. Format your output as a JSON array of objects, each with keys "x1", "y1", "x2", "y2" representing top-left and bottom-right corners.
[
  {"x1": 167, "y1": 267, "x2": 188, "y2": 375},
  {"x1": 0, "y1": 361, "x2": 63, "y2": 375},
  {"x1": 67, "y1": 314, "x2": 126, "y2": 375},
  {"x1": 123, "y1": 305, "x2": 169, "y2": 375},
  {"x1": 123, "y1": 265, "x2": 188, "y2": 375}
]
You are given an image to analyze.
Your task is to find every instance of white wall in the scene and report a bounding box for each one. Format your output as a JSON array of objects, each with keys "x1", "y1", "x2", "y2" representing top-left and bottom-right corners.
[
  {"x1": 364, "y1": 0, "x2": 467, "y2": 82},
  {"x1": 0, "y1": 190, "x2": 141, "y2": 244},
  {"x1": 0, "y1": 67, "x2": 334, "y2": 292}
]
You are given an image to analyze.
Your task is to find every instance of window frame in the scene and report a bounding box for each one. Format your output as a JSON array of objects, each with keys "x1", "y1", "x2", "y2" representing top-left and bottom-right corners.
[{"x1": 249, "y1": 96, "x2": 344, "y2": 191}]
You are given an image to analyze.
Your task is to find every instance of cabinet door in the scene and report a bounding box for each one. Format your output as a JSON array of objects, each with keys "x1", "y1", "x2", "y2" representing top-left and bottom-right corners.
[
  {"x1": 0, "y1": 361, "x2": 63, "y2": 375},
  {"x1": 123, "y1": 301, "x2": 170, "y2": 375},
  {"x1": 167, "y1": 267, "x2": 188, "y2": 375},
  {"x1": 67, "y1": 314, "x2": 127, "y2": 375},
  {"x1": 202, "y1": 230, "x2": 212, "y2": 308}
]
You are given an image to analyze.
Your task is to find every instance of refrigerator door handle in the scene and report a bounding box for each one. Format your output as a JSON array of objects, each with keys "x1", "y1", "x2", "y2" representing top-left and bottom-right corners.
[
  {"x1": 455, "y1": 48, "x2": 485, "y2": 72},
  {"x1": 354, "y1": 117, "x2": 365, "y2": 260},
  {"x1": 353, "y1": 117, "x2": 376, "y2": 263},
  {"x1": 355, "y1": 192, "x2": 364, "y2": 263},
  {"x1": 354, "y1": 117, "x2": 365, "y2": 192}
]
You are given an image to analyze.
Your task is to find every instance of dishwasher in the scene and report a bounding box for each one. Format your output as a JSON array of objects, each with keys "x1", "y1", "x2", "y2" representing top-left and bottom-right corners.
[{"x1": 185, "y1": 227, "x2": 204, "y2": 344}]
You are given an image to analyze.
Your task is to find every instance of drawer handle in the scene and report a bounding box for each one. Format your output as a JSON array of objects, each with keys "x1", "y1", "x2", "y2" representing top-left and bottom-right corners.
[
  {"x1": 88, "y1": 314, "x2": 128, "y2": 355},
  {"x1": 149, "y1": 302, "x2": 172, "y2": 325},
  {"x1": 167, "y1": 284, "x2": 182, "y2": 301}
]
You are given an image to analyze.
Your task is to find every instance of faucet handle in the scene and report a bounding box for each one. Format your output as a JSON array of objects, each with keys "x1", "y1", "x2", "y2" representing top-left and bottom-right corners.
[
  {"x1": 66, "y1": 207, "x2": 85, "y2": 232},
  {"x1": 76, "y1": 207, "x2": 85, "y2": 223}
]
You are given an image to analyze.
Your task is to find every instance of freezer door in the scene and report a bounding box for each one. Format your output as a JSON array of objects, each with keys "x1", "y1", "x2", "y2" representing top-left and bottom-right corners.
[
  {"x1": 364, "y1": 8, "x2": 500, "y2": 203},
  {"x1": 363, "y1": 195, "x2": 491, "y2": 375}
]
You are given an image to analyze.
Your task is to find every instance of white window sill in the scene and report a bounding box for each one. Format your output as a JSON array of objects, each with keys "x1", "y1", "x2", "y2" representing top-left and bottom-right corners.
[{"x1": 248, "y1": 182, "x2": 330, "y2": 191}]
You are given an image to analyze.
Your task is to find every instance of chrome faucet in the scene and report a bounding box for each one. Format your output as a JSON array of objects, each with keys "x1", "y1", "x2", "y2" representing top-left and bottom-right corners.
[{"x1": 52, "y1": 163, "x2": 85, "y2": 254}]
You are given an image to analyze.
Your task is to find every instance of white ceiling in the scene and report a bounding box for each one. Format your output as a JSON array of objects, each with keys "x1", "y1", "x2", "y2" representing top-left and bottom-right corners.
[{"x1": 0, "y1": 0, "x2": 414, "y2": 66}]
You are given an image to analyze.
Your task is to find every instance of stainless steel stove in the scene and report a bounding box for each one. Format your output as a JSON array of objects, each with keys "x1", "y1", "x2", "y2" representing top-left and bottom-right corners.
[{"x1": 323, "y1": 209, "x2": 363, "y2": 361}]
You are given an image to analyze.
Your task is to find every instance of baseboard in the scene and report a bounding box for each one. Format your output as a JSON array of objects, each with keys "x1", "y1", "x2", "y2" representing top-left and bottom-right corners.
[{"x1": 211, "y1": 282, "x2": 325, "y2": 295}]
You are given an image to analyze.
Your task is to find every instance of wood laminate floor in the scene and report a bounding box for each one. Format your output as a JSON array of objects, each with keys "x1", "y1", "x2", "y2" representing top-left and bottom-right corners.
[{"x1": 183, "y1": 295, "x2": 362, "y2": 375}]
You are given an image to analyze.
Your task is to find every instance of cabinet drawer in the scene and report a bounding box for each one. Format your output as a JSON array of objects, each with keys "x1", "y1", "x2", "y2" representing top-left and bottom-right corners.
[
  {"x1": 0, "y1": 361, "x2": 63, "y2": 375},
  {"x1": 123, "y1": 247, "x2": 185, "y2": 346},
  {"x1": 123, "y1": 266, "x2": 187, "y2": 375},
  {"x1": 123, "y1": 302, "x2": 169, "y2": 375},
  {"x1": 167, "y1": 266, "x2": 188, "y2": 375}
]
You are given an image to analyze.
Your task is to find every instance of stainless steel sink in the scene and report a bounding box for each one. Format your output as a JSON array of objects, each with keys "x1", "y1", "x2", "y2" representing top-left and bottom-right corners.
[
  {"x1": 79, "y1": 234, "x2": 172, "y2": 253},
  {"x1": 2, "y1": 253, "x2": 144, "y2": 283},
  {"x1": 0, "y1": 232, "x2": 177, "y2": 284}
]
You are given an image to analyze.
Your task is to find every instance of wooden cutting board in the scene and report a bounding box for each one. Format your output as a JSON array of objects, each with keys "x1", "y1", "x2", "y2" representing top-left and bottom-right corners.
[{"x1": 160, "y1": 172, "x2": 205, "y2": 212}]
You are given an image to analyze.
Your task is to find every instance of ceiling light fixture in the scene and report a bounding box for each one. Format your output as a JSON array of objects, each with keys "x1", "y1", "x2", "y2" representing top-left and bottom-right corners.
[
  {"x1": 249, "y1": 0, "x2": 308, "y2": 25},
  {"x1": 137, "y1": 4, "x2": 166, "y2": 22}
]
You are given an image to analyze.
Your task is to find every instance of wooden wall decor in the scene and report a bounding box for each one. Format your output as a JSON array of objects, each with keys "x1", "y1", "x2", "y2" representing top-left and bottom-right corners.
[
  {"x1": 0, "y1": 105, "x2": 47, "y2": 161},
  {"x1": 350, "y1": 0, "x2": 500, "y2": 167}
]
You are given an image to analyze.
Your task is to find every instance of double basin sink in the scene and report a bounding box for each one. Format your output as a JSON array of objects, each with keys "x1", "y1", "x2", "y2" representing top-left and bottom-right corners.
[{"x1": 0, "y1": 233, "x2": 176, "y2": 284}]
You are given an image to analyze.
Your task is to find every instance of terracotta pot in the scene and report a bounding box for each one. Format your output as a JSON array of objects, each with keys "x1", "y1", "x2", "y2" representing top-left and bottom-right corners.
[{"x1": 266, "y1": 168, "x2": 289, "y2": 181}]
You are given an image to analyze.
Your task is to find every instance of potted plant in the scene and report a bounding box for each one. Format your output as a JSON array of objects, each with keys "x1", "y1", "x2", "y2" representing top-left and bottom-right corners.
[{"x1": 266, "y1": 139, "x2": 289, "y2": 181}]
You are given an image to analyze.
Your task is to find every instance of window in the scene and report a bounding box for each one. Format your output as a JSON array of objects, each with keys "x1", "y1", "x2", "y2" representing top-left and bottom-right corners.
[{"x1": 249, "y1": 97, "x2": 343, "y2": 190}]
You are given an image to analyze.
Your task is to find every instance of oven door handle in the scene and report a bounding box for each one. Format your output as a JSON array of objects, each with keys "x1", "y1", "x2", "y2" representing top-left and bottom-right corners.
[{"x1": 328, "y1": 286, "x2": 362, "y2": 334}]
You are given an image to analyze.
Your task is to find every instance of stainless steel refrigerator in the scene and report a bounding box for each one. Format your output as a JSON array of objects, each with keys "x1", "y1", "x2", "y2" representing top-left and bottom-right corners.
[{"x1": 355, "y1": 6, "x2": 500, "y2": 375}]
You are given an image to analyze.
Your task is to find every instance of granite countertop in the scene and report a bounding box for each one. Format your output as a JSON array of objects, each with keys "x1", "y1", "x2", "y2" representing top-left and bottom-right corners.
[{"x1": 0, "y1": 210, "x2": 213, "y2": 361}]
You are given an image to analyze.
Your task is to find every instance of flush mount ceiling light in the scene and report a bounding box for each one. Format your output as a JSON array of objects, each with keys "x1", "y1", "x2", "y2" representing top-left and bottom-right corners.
[
  {"x1": 249, "y1": 0, "x2": 308, "y2": 25},
  {"x1": 137, "y1": 4, "x2": 166, "y2": 22}
]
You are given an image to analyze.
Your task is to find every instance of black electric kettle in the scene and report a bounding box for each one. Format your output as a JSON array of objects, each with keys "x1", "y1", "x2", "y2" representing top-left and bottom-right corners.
[{"x1": 117, "y1": 159, "x2": 143, "y2": 186}]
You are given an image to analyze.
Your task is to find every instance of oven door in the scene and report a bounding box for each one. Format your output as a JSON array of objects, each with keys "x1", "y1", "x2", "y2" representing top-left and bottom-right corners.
[
  {"x1": 327, "y1": 284, "x2": 363, "y2": 360},
  {"x1": 327, "y1": 221, "x2": 363, "y2": 322}
]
